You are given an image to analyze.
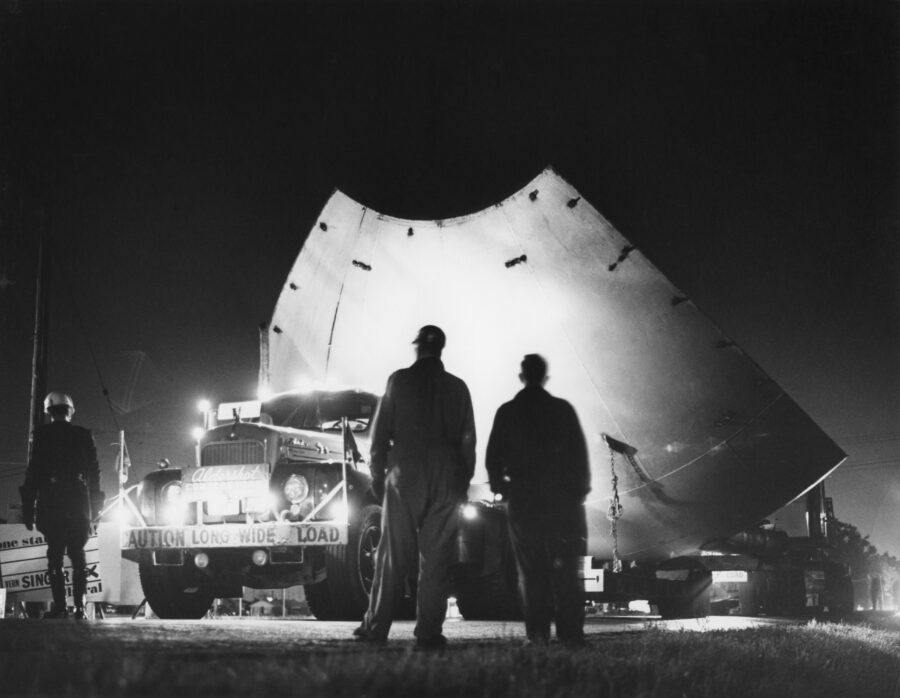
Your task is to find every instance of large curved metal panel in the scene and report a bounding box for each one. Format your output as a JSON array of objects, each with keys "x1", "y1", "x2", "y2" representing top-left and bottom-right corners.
[{"x1": 267, "y1": 167, "x2": 845, "y2": 561}]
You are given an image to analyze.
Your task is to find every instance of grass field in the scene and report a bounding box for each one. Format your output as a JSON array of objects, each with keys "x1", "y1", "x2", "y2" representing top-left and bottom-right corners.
[{"x1": 3, "y1": 615, "x2": 900, "y2": 697}]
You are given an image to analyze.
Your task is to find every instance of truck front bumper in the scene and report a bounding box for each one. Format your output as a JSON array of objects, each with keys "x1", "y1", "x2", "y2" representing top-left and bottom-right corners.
[{"x1": 121, "y1": 521, "x2": 348, "y2": 555}]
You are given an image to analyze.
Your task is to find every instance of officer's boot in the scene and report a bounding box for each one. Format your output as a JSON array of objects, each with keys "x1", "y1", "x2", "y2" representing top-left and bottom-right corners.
[
  {"x1": 72, "y1": 566, "x2": 88, "y2": 620},
  {"x1": 43, "y1": 568, "x2": 68, "y2": 619}
]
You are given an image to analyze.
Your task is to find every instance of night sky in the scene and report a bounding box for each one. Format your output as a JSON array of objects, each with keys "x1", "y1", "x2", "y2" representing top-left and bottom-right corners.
[{"x1": 1, "y1": 2, "x2": 898, "y2": 554}]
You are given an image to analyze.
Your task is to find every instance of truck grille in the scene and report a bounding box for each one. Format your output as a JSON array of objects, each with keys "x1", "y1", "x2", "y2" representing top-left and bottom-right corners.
[{"x1": 202, "y1": 440, "x2": 265, "y2": 466}]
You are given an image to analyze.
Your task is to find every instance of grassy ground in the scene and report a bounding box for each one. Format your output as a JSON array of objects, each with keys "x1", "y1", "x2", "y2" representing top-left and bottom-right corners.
[{"x1": 3, "y1": 615, "x2": 900, "y2": 697}]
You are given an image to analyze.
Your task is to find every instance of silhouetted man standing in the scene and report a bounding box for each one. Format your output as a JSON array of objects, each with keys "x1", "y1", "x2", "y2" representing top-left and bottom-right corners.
[
  {"x1": 871, "y1": 573, "x2": 883, "y2": 610},
  {"x1": 355, "y1": 325, "x2": 476, "y2": 649},
  {"x1": 20, "y1": 392, "x2": 103, "y2": 619},
  {"x1": 486, "y1": 354, "x2": 590, "y2": 645}
]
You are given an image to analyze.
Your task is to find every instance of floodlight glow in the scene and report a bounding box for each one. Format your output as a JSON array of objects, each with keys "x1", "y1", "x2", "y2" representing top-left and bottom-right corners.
[
  {"x1": 160, "y1": 504, "x2": 186, "y2": 526},
  {"x1": 206, "y1": 492, "x2": 227, "y2": 511},
  {"x1": 191, "y1": 426, "x2": 205, "y2": 442},
  {"x1": 258, "y1": 386, "x2": 273, "y2": 401},
  {"x1": 245, "y1": 492, "x2": 278, "y2": 514},
  {"x1": 327, "y1": 500, "x2": 349, "y2": 522},
  {"x1": 461, "y1": 503, "x2": 478, "y2": 520},
  {"x1": 115, "y1": 500, "x2": 130, "y2": 526},
  {"x1": 628, "y1": 600, "x2": 652, "y2": 614},
  {"x1": 160, "y1": 482, "x2": 186, "y2": 525},
  {"x1": 294, "y1": 377, "x2": 314, "y2": 394},
  {"x1": 197, "y1": 398, "x2": 211, "y2": 414}
]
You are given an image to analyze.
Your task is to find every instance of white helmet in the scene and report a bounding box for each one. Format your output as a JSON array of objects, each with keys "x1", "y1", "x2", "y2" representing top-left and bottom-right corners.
[{"x1": 44, "y1": 392, "x2": 75, "y2": 414}]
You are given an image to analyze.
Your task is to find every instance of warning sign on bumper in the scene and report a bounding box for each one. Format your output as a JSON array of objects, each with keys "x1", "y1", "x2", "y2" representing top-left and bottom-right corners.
[{"x1": 121, "y1": 522, "x2": 347, "y2": 550}]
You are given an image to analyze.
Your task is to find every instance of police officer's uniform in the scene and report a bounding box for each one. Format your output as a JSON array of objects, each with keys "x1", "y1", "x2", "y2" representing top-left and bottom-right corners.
[
  {"x1": 486, "y1": 357, "x2": 591, "y2": 645},
  {"x1": 356, "y1": 326, "x2": 476, "y2": 648},
  {"x1": 20, "y1": 393, "x2": 103, "y2": 619}
]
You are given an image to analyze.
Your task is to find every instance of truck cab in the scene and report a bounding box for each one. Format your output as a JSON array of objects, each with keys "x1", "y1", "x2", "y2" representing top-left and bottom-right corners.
[{"x1": 121, "y1": 388, "x2": 385, "y2": 619}]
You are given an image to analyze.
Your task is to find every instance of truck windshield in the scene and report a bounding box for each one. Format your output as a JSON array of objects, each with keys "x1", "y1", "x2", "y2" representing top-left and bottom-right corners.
[{"x1": 261, "y1": 391, "x2": 378, "y2": 433}]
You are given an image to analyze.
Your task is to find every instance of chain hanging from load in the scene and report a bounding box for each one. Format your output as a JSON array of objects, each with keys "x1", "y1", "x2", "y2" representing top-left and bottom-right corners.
[{"x1": 606, "y1": 442, "x2": 624, "y2": 573}]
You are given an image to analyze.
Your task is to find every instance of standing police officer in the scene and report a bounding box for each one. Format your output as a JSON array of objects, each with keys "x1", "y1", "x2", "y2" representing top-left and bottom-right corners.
[
  {"x1": 486, "y1": 355, "x2": 590, "y2": 646},
  {"x1": 354, "y1": 325, "x2": 476, "y2": 649},
  {"x1": 20, "y1": 392, "x2": 104, "y2": 619}
]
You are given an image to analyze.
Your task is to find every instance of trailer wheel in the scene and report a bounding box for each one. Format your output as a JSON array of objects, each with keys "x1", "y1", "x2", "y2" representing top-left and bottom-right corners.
[{"x1": 138, "y1": 561, "x2": 215, "y2": 619}]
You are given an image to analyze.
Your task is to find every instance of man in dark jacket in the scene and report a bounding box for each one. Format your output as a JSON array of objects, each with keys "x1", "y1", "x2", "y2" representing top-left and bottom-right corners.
[
  {"x1": 486, "y1": 354, "x2": 590, "y2": 645},
  {"x1": 354, "y1": 325, "x2": 476, "y2": 649},
  {"x1": 20, "y1": 392, "x2": 103, "y2": 619}
]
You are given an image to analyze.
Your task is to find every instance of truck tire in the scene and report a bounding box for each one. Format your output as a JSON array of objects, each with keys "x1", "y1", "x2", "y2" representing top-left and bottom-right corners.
[
  {"x1": 138, "y1": 562, "x2": 215, "y2": 619},
  {"x1": 305, "y1": 504, "x2": 382, "y2": 620}
]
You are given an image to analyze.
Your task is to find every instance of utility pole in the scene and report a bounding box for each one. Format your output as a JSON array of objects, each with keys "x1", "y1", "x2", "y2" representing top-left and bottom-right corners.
[{"x1": 27, "y1": 216, "x2": 49, "y2": 463}]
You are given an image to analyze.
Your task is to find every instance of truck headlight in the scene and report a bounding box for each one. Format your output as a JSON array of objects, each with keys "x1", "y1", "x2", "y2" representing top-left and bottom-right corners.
[
  {"x1": 284, "y1": 474, "x2": 310, "y2": 503},
  {"x1": 323, "y1": 500, "x2": 349, "y2": 522},
  {"x1": 160, "y1": 481, "x2": 186, "y2": 525},
  {"x1": 461, "y1": 503, "x2": 478, "y2": 520}
]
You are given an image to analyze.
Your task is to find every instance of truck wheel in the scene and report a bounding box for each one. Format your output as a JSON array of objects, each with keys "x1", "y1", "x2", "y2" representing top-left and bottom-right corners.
[
  {"x1": 138, "y1": 562, "x2": 215, "y2": 619},
  {"x1": 305, "y1": 504, "x2": 382, "y2": 620}
]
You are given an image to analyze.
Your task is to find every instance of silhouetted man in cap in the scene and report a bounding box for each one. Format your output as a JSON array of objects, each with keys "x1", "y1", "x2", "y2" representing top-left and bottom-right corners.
[
  {"x1": 20, "y1": 392, "x2": 104, "y2": 619},
  {"x1": 354, "y1": 325, "x2": 476, "y2": 649},
  {"x1": 486, "y1": 354, "x2": 590, "y2": 645}
]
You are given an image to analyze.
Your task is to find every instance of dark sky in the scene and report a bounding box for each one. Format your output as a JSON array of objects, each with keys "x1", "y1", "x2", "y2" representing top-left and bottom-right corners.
[{"x1": 2, "y1": 1, "x2": 898, "y2": 552}]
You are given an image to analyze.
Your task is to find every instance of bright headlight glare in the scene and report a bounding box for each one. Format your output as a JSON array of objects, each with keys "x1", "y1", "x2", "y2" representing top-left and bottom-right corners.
[
  {"x1": 284, "y1": 474, "x2": 310, "y2": 503},
  {"x1": 160, "y1": 504, "x2": 185, "y2": 526},
  {"x1": 245, "y1": 494, "x2": 276, "y2": 514},
  {"x1": 327, "y1": 500, "x2": 349, "y2": 522},
  {"x1": 160, "y1": 482, "x2": 186, "y2": 525},
  {"x1": 163, "y1": 482, "x2": 182, "y2": 504},
  {"x1": 461, "y1": 503, "x2": 478, "y2": 520}
]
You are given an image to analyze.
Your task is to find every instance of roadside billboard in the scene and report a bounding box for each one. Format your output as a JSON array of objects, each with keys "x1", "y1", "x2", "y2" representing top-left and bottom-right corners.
[{"x1": 0, "y1": 523, "x2": 134, "y2": 604}]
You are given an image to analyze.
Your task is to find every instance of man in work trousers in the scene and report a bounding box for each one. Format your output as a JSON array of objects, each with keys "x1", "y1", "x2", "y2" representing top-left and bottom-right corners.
[
  {"x1": 20, "y1": 392, "x2": 104, "y2": 620},
  {"x1": 486, "y1": 354, "x2": 590, "y2": 646},
  {"x1": 354, "y1": 325, "x2": 476, "y2": 649}
]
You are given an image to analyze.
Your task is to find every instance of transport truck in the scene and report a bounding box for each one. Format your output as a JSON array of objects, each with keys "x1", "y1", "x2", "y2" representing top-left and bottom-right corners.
[
  {"x1": 123, "y1": 167, "x2": 847, "y2": 619},
  {"x1": 120, "y1": 389, "x2": 394, "y2": 620}
]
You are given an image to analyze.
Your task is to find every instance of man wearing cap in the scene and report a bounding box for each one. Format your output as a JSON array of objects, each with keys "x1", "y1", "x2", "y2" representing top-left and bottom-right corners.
[
  {"x1": 486, "y1": 354, "x2": 590, "y2": 646},
  {"x1": 354, "y1": 325, "x2": 476, "y2": 649},
  {"x1": 20, "y1": 392, "x2": 104, "y2": 619}
]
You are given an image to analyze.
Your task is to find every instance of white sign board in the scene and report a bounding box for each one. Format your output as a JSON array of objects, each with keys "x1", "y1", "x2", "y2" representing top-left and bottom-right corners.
[
  {"x1": 0, "y1": 524, "x2": 123, "y2": 603},
  {"x1": 121, "y1": 521, "x2": 348, "y2": 550},
  {"x1": 216, "y1": 400, "x2": 261, "y2": 424}
]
